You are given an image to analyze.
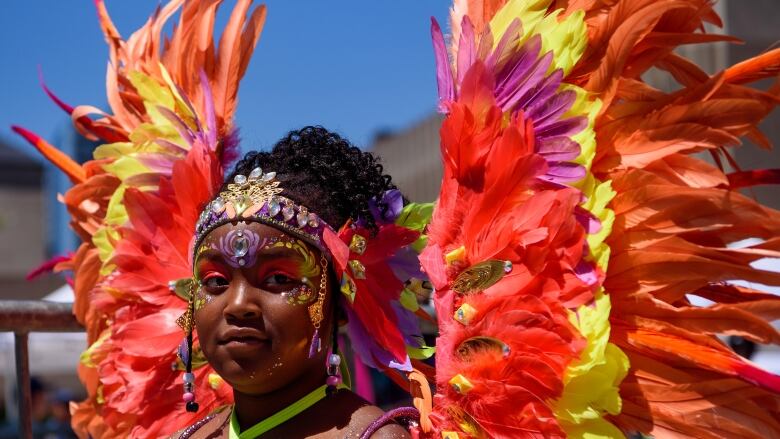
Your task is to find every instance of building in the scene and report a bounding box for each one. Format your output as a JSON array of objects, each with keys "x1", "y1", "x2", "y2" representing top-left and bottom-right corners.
[{"x1": 0, "y1": 138, "x2": 60, "y2": 300}]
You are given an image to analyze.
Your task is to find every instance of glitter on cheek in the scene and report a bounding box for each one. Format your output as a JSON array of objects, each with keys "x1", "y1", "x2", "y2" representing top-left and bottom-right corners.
[
  {"x1": 193, "y1": 286, "x2": 215, "y2": 312},
  {"x1": 280, "y1": 285, "x2": 316, "y2": 306}
]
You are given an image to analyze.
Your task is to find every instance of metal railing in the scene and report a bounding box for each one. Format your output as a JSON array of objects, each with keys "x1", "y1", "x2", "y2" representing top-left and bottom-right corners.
[{"x1": 0, "y1": 300, "x2": 83, "y2": 439}]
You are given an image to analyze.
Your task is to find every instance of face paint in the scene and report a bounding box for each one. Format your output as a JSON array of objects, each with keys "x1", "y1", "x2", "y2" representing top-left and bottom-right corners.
[
  {"x1": 261, "y1": 236, "x2": 321, "y2": 280},
  {"x1": 261, "y1": 236, "x2": 322, "y2": 306},
  {"x1": 194, "y1": 268, "x2": 225, "y2": 312},
  {"x1": 213, "y1": 228, "x2": 265, "y2": 268},
  {"x1": 194, "y1": 284, "x2": 213, "y2": 311},
  {"x1": 196, "y1": 229, "x2": 323, "y2": 309},
  {"x1": 280, "y1": 285, "x2": 315, "y2": 305}
]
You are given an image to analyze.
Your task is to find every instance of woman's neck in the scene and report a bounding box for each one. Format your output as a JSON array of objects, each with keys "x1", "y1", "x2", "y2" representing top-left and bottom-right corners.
[{"x1": 232, "y1": 369, "x2": 328, "y2": 432}]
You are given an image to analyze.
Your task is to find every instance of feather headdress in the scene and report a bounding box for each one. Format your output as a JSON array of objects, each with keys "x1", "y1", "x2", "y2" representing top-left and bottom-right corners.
[{"x1": 14, "y1": 1, "x2": 265, "y2": 436}]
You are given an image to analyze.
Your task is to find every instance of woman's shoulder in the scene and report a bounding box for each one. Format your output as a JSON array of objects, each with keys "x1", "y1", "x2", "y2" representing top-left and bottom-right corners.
[
  {"x1": 169, "y1": 406, "x2": 231, "y2": 439},
  {"x1": 349, "y1": 404, "x2": 411, "y2": 438},
  {"x1": 326, "y1": 391, "x2": 411, "y2": 439}
]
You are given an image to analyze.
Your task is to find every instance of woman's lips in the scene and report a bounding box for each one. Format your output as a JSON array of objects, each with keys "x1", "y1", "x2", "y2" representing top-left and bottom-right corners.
[
  {"x1": 218, "y1": 327, "x2": 269, "y2": 346},
  {"x1": 223, "y1": 337, "x2": 266, "y2": 346}
]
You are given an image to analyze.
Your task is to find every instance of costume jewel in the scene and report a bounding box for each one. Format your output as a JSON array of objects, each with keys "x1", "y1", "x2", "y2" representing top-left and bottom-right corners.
[
  {"x1": 194, "y1": 167, "x2": 331, "y2": 259},
  {"x1": 450, "y1": 260, "x2": 511, "y2": 294}
]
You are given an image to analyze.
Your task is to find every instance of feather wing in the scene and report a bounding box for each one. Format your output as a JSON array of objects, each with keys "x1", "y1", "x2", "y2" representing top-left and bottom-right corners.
[
  {"x1": 14, "y1": 2, "x2": 264, "y2": 437},
  {"x1": 423, "y1": 0, "x2": 780, "y2": 437}
]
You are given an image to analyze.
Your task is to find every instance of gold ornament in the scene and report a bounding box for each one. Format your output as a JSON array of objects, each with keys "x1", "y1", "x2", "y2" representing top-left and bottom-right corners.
[
  {"x1": 456, "y1": 336, "x2": 511, "y2": 361},
  {"x1": 308, "y1": 256, "x2": 329, "y2": 329},
  {"x1": 451, "y1": 260, "x2": 510, "y2": 294}
]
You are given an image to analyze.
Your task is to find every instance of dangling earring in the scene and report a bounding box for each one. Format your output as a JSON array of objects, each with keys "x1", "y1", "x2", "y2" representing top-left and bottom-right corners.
[
  {"x1": 325, "y1": 290, "x2": 342, "y2": 397},
  {"x1": 307, "y1": 256, "x2": 328, "y2": 358},
  {"x1": 175, "y1": 279, "x2": 199, "y2": 413}
]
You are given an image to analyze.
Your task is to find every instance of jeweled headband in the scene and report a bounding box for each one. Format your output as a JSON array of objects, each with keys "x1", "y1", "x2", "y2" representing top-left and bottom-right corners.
[{"x1": 193, "y1": 167, "x2": 333, "y2": 262}]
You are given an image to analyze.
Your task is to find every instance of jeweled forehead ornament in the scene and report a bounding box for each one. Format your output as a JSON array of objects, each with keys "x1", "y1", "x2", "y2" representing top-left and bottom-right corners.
[{"x1": 193, "y1": 167, "x2": 333, "y2": 262}]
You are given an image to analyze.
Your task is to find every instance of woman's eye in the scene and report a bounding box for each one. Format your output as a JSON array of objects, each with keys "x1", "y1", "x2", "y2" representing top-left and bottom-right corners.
[
  {"x1": 265, "y1": 273, "x2": 294, "y2": 286},
  {"x1": 201, "y1": 274, "x2": 229, "y2": 290}
]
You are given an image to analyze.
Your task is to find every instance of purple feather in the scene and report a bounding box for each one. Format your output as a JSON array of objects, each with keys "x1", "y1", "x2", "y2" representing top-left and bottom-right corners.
[
  {"x1": 136, "y1": 153, "x2": 176, "y2": 173},
  {"x1": 368, "y1": 189, "x2": 404, "y2": 224},
  {"x1": 388, "y1": 246, "x2": 426, "y2": 281},
  {"x1": 220, "y1": 128, "x2": 241, "y2": 169},
  {"x1": 486, "y1": 19, "x2": 522, "y2": 71},
  {"x1": 154, "y1": 138, "x2": 189, "y2": 155},
  {"x1": 391, "y1": 302, "x2": 424, "y2": 348},
  {"x1": 199, "y1": 70, "x2": 218, "y2": 150},
  {"x1": 431, "y1": 18, "x2": 454, "y2": 112},
  {"x1": 497, "y1": 50, "x2": 554, "y2": 111},
  {"x1": 536, "y1": 116, "x2": 588, "y2": 139},
  {"x1": 156, "y1": 105, "x2": 195, "y2": 147},
  {"x1": 495, "y1": 35, "x2": 542, "y2": 98},
  {"x1": 540, "y1": 161, "x2": 587, "y2": 183},
  {"x1": 516, "y1": 69, "x2": 564, "y2": 118},
  {"x1": 174, "y1": 82, "x2": 203, "y2": 135},
  {"x1": 574, "y1": 260, "x2": 599, "y2": 287},
  {"x1": 527, "y1": 89, "x2": 577, "y2": 130},
  {"x1": 574, "y1": 205, "x2": 602, "y2": 234},
  {"x1": 536, "y1": 137, "x2": 581, "y2": 161},
  {"x1": 344, "y1": 305, "x2": 411, "y2": 372},
  {"x1": 457, "y1": 16, "x2": 476, "y2": 84}
]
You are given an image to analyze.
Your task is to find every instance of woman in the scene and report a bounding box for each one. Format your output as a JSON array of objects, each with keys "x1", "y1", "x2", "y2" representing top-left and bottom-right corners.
[
  {"x1": 174, "y1": 127, "x2": 414, "y2": 438},
  {"x1": 15, "y1": 2, "x2": 431, "y2": 436}
]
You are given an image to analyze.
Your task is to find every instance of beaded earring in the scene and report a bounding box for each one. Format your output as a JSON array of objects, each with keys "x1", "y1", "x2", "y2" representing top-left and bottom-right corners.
[
  {"x1": 325, "y1": 293, "x2": 343, "y2": 396},
  {"x1": 307, "y1": 256, "x2": 329, "y2": 358},
  {"x1": 175, "y1": 280, "x2": 199, "y2": 413}
]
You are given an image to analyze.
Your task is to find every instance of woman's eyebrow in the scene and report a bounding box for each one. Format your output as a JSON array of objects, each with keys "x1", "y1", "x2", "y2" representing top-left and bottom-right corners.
[
  {"x1": 198, "y1": 245, "x2": 306, "y2": 263},
  {"x1": 255, "y1": 248, "x2": 307, "y2": 262}
]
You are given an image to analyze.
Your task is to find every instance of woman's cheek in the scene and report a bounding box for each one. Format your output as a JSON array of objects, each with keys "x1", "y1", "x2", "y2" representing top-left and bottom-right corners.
[
  {"x1": 194, "y1": 286, "x2": 216, "y2": 312},
  {"x1": 280, "y1": 284, "x2": 316, "y2": 306}
]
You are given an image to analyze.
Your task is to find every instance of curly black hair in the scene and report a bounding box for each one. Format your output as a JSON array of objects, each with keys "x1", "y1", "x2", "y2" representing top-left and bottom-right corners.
[{"x1": 223, "y1": 126, "x2": 397, "y2": 233}]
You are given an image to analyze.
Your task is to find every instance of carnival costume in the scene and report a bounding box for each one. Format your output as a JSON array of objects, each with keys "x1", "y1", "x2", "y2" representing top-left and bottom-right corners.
[{"x1": 14, "y1": 0, "x2": 780, "y2": 437}]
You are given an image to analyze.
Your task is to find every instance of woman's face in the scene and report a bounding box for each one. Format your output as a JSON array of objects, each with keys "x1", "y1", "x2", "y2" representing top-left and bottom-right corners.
[{"x1": 193, "y1": 221, "x2": 331, "y2": 394}]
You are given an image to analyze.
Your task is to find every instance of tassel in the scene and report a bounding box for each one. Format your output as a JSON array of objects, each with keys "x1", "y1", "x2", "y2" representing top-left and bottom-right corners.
[
  {"x1": 308, "y1": 329, "x2": 320, "y2": 359},
  {"x1": 177, "y1": 338, "x2": 190, "y2": 365}
]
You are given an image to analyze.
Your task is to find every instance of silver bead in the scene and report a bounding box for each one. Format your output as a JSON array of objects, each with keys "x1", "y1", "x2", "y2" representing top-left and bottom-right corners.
[
  {"x1": 248, "y1": 167, "x2": 263, "y2": 181},
  {"x1": 211, "y1": 197, "x2": 225, "y2": 213},
  {"x1": 268, "y1": 198, "x2": 281, "y2": 216},
  {"x1": 282, "y1": 205, "x2": 295, "y2": 221}
]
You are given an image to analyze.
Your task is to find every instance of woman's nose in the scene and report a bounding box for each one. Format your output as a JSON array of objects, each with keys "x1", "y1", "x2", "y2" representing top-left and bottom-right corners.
[{"x1": 223, "y1": 279, "x2": 262, "y2": 321}]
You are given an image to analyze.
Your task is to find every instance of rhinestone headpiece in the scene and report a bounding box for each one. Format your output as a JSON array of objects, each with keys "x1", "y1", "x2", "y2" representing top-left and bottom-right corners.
[{"x1": 193, "y1": 167, "x2": 332, "y2": 260}]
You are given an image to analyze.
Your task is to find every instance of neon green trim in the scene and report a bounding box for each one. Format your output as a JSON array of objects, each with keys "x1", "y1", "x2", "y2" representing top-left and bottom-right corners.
[{"x1": 229, "y1": 383, "x2": 348, "y2": 439}]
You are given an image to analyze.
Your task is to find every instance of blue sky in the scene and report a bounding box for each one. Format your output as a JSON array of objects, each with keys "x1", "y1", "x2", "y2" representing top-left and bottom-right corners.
[{"x1": 0, "y1": 1, "x2": 450, "y2": 156}]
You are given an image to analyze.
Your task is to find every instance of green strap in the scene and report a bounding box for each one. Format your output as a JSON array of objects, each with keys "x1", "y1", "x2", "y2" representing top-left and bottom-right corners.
[{"x1": 229, "y1": 383, "x2": 348, "y2": 439}]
